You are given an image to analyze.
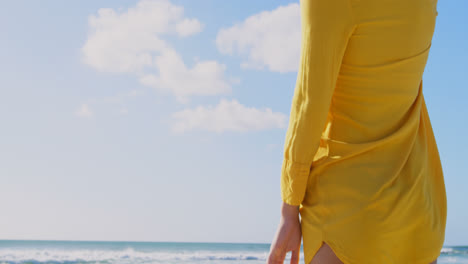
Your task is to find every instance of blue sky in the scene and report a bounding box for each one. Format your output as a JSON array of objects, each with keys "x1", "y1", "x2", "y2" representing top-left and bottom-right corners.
[{"x1": 0, "y1": 0, "x2": 466, "y2": 246}]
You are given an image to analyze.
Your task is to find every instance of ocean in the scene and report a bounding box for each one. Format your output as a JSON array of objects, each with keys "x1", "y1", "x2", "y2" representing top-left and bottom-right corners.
[{"x1": 0, "y1": 240, "x2": 466, "y2": 264}]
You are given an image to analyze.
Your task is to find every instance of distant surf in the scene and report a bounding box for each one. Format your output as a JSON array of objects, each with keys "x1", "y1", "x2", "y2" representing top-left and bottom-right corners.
[{"x1": 0, "y1": 240, "x2": 464, "y2": 264}]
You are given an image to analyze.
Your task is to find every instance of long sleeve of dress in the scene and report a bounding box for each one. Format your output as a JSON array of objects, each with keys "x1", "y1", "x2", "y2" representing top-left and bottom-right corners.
[{"x1": 280, "y1": 0, "x2": 357, "y2": 206}]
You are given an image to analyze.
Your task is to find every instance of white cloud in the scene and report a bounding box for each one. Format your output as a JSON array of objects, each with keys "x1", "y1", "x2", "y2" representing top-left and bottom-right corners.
[
  {"x1": 82, "y1": 0, "x2": 183, "y2": 73},
  {"x1": 75, "y1": 104, "x2": 93, "y2": 118},
  {"x1": 138, "y1": 48, "x2": 231, "y2": 103},
  {"x1": 82, "y1": 0, "x2": 231, "y2": 101},
  {"x1": 171, "y1": 99, "x2": 287, "y2": 133},
  {"x1": 216, "y1": 3, "x2": 301, "y2": 73},
  {"x1": 176, "y1": 18, "x2": 203, "y2": 37}
]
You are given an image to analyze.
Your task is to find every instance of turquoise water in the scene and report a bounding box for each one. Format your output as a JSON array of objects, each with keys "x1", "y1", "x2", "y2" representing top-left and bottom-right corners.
[{"x1": 0, "y1": 240, "x2": 465, "y2": 264}]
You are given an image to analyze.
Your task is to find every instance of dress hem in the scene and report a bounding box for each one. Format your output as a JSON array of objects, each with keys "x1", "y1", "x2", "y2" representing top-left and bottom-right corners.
[{"x1": 304, "y1": 238, "x2": 441, "y2": 264}]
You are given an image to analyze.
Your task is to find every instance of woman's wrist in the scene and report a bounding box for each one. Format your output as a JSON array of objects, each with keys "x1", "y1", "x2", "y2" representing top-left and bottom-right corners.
[{"x1": 281, "y1": 201, "x2": 300, "y2": 220}]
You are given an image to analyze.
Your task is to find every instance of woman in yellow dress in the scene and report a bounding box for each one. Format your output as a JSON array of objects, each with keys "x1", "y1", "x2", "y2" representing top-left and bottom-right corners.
[{"x1": 267, "y1": 0, "x2": 446, "y2": 263}]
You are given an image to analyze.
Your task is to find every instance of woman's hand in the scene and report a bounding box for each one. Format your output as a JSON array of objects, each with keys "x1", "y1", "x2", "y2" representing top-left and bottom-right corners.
[{"x1": 267, "y1": 202, "x2": 302, "y2": 264}]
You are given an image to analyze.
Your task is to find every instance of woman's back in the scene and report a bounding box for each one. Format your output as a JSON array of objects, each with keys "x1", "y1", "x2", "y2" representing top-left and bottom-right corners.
[
  {"x1": 335, "y1": 0, "x2": 438, "y2": 143},
  {"x1": 279, "y1": 0, "x2": 446, "y2": 263}
]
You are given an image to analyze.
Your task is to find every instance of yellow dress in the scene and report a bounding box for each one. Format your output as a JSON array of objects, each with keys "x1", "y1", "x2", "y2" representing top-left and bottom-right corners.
[{"x1": 280, "y1": 0, "x2": 446, "y2": 263}]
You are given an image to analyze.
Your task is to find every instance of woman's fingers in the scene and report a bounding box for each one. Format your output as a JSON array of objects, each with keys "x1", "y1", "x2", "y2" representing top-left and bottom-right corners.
[
  {"x1": 290, "y1": 219, "x2": 302, "y2": 264},
  {"x1": 267, "y1": 238, "x2": 286, "y2": 264},
  {"x1": 267, "y1": 213, "x2": 302, "y2": 264},
  {"x1": 290, "y1": 246, "x2": 301, "y2": 264},
  {"x1": 267, "y1": 250, "x2": 286, "y2": 264},
  {"x1": 267, "y1": 225, "x2": 296, "y2": 263}
]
